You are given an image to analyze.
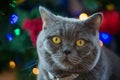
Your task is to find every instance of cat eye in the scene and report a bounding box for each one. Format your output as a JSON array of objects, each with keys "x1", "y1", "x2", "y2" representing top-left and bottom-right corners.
[
  {"x1": 52, "y1": 36, "x2": 61, "y2": 44},
  {"x1": 76, "y1": 39, "x2": 85, "y2": 47}
]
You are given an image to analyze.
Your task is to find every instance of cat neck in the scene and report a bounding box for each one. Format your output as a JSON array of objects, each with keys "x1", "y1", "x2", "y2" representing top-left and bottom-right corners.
[{"x1": 48, "y1": 71, "x2": 80, "y2": 80}]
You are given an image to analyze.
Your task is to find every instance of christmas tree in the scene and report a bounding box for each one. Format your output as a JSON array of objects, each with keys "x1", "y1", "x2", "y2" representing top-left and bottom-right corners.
[{"x1": 0, "y1": 0, "x2": 120, "y2": 80}]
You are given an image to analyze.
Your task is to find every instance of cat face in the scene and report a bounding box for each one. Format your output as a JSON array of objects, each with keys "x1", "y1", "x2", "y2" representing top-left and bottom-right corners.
[{"x1": 37, "y1": 7, "x2": 103, "y2": 71}]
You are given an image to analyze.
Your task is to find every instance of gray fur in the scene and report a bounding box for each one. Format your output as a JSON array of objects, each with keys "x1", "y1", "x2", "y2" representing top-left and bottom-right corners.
[{"x1": 36, "y1": 6, "x2": 120, "y2": 80}]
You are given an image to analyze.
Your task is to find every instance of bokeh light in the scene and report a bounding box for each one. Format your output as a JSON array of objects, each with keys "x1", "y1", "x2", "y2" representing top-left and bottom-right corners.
[
  {"x1": 9, "y1": 3, "x2": 16, "y2": 8},
  {"x1": 106, "y1": 4, "x2": 115, "y2": 11},
  {"x1": 100, "y1": 40, "x2": 103, "y2": 47},
  {"x1": 14, "y1": 28, "x2": 21, "y2": 36},
  {"x1": 17, "y1": 0, "x2": 25, "y2": 5},
  {"x1": 7, "y1": 34, "x2": 13, "y2": 41},
  {"x1": 32, "y1": 68, "x2": 39, "y2": 75},
  {"x1": 79, "y1": 13, "x2": 89, "y2": 20},
  {"x1": 100, "y1": 32, "x2": 112, "y2": 44},
  {"x1": 10, "y1": 14, "x2": 19, "y2": 24},
  {"x1": 9, "y1": 61, "x2": 16, "y2": 69}
]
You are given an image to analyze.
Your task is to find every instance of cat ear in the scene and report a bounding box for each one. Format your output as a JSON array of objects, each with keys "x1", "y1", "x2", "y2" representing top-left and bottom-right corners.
[
  {"x1": 85, "y1": 12, "x2": 103, "y2": 33},
  {"x1": 39, "y1": 6, "x2": 56, "y2": 29}
]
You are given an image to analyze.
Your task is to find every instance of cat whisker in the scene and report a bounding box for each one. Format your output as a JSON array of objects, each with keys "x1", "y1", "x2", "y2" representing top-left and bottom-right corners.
[
  {"x1": 21, "y1": 60, "x2": 38, "y2": 71},
  {"x1": 68, "y1": 55, "x2": 82, "y2": 64},
  {"x1": 51, "y1": 63, "x2": 56, "y2": 69},
  {"x1": 44, "y1": 56, "x2": 52, "y2": 60},
  {"x1": 52, "y1": 55, "x2": 63, "y2": 59}
]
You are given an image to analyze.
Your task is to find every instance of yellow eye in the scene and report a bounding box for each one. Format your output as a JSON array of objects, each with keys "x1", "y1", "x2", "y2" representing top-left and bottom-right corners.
[
  {"x1": 52, "y1": 36, "x2": 61, "y2": 44},
  {"x1": 76, "y1": 39, "x2": 85, "y2": 47}
]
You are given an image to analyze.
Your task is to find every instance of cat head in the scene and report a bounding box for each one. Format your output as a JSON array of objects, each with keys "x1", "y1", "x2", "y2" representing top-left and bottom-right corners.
[{"x1": 37, "y1": 6, "x2": 103, "y2": 72}]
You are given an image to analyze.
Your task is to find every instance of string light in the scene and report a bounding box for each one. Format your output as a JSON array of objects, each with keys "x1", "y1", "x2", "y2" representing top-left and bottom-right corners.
[
  {"x1": 9, "y1": 3, "x2": 16, "y2": 8},
  {"x1": 10, "y1": 14, "x2": 19, "y2": 24},
  {"x1": 32, "y1": 68, "x2": 39, "y2": 75},
  {"x1": 99, "y1": 40, "x2": 103, "y2": 47},
  {"x1": 79, "y1": 13, "x2": 89, "y2": 20},
  {"x1": 14, "y1": 28, "x2": 21, "y2": 36},
  {"x1": 16, "y1": 0, "x2": 25, "y2": 5},
  {"x1": 10, "y1": 0, "x2": 25, "y2": 6},
  {"x1": 9, "y1": 61, "x2": 16, "y2": 69},
  {"x1": 106, "y1": 4, "x2": 115, "y2": 11},
  {"x1": 100, "y1": 32, "x2": 112, "y2": 44},
  {"x1": 9, "y1": 0, "x2": 17, "y2": 8},
  {"x1": 7, "y1": 34, "x2": 13, "y2": 41},
  {"x1": 13, "y1": 0, "x2": 17, "y2": 3}
]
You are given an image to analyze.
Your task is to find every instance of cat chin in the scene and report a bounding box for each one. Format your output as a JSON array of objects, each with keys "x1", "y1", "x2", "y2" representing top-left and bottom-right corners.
[
  {"x1": 58, "y1": 63, "x2": 74, "y2": 70},
  {"x1": 52, "y1": 54, "x2": 81, "y2": 70}
]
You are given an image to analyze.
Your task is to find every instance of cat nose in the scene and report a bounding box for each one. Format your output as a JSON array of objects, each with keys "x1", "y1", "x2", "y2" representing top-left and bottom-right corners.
[{"x1": 63, "y1": 49, "x2": 71, "y2": 55}]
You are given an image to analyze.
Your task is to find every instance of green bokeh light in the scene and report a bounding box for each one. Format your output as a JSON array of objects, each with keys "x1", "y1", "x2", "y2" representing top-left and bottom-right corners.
[{"x1": 14, "y1": 28, "x2": 20, "y2": 36}]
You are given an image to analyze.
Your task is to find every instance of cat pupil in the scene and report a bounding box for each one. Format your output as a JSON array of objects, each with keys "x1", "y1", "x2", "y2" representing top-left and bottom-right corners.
[
  {"x1": 80, "y1": 41, "x2": 82, "y2": 44},
  {"x1": 55, "y1": 38, "x2": 58, "y2": 41}
]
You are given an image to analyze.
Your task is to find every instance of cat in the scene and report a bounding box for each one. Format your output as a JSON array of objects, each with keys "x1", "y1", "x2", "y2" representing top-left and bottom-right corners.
[{"x1": 36, "y1": 6, "x2": 120, "y2": 80}]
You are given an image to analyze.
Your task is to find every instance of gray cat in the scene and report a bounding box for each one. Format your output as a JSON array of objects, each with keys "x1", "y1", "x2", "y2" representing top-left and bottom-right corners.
[{"x1": 36, "y1": 6, "x2": 120, "y2": 80}]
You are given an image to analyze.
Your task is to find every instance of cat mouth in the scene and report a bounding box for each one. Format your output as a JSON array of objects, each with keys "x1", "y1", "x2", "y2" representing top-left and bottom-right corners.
[
  {"x1": 62, "y1": 56, "x2": 82, "y2": 67},
  {"x1": 61, "y1": 57, "x2": 76, "y2": 67}
]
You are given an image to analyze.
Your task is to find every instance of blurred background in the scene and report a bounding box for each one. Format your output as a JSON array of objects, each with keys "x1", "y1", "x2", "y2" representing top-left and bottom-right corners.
[{"x1": 0, "y1": 0, "x2": 120, "y2": 80}]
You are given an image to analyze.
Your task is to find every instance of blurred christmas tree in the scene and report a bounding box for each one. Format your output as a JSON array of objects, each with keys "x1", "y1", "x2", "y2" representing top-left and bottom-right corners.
[{"x1": 0, "y1": 0, "x2": 120, "y2": 80}]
